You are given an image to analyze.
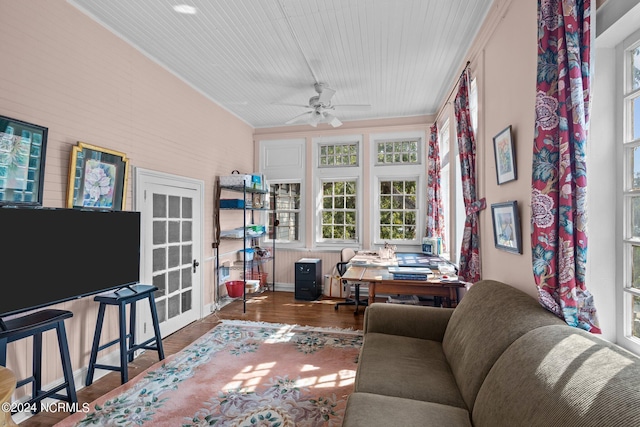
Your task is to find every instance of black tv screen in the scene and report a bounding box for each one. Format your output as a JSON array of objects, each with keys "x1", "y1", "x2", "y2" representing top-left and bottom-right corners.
[{"x1": 0, "y1": 207, "x2": 140, "y2": 317}]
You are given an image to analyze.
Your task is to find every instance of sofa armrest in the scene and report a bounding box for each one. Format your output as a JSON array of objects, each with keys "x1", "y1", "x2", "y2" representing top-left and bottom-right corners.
[{"x1": 363, "y1": 303, "x2": 454, "y2": 342}]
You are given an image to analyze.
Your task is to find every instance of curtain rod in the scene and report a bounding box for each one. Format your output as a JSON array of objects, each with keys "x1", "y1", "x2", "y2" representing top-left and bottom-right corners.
[{"x1": 434, "y1": 60, "x2": 471, "y2": 125}]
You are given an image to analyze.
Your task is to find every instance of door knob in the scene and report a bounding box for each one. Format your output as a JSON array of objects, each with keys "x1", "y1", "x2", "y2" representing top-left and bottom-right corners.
[{"x1": 193, "y1": 259, "x2": 200, "y2": 273}]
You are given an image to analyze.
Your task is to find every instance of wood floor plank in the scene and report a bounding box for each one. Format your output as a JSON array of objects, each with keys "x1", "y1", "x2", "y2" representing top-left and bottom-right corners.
[{"x1": 17, "y1": 292, "x2": 364, "y2": 426}]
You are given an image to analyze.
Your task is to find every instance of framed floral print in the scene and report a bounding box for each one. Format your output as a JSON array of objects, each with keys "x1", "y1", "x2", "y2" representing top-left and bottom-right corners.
[
  {"x1": 491, "y1": 200, "x2": 522, "y2": 254},
  {"x1": 0, "y1": 115, "x2": 48, "y2": 206},
  {"x1": 493, "y1": 125, "x2": 517, "y2": 185},
  {"x1": 66, "y1": 142, "x2": 129, "y2": 210}
]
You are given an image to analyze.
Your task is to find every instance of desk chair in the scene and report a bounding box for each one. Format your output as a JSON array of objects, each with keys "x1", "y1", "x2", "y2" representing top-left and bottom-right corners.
[{"x1": 334, "y1": 248, "x2": 369, "y2": 314}]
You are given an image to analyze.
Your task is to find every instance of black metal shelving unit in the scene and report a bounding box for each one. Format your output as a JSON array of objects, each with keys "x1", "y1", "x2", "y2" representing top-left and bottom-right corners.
[{"x1": 213, "y1": 176, "x2": 275, "y2": 313}]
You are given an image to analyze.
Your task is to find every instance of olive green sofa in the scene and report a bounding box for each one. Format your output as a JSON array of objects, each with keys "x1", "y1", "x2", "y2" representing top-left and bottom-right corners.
[{"x1": 343, "y1": 280, "x2": 640, "y2": 427}]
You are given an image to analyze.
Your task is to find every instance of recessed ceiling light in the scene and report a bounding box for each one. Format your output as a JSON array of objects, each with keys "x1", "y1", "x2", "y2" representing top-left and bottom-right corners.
[{"x1": 173, "y1": 4, "x2": 197, "y2": 15}]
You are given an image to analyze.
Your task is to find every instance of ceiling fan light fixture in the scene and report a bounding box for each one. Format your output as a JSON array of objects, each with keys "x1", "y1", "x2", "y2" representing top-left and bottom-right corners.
[{"x1": 327, "y1": 114, "x2": 342, "y2": 128}]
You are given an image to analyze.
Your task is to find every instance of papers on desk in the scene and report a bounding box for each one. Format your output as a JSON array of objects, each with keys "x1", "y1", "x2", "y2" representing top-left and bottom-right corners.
[{"x1": 388, "y1": 266, "x2": 434, "y2": 280}]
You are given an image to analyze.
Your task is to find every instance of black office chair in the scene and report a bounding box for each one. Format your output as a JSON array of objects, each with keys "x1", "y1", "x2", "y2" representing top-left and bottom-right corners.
[{"x1": 334, "y1": 248, "x2": 369, "y2": 314}]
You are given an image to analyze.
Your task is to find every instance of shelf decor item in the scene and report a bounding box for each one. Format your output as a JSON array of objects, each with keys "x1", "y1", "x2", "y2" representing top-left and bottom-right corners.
[
  {"x1": 0, "y1": 114, "x2": 48, "y2": 206},
  {"x1": 66, "y1": 142, "x2": 129, "y2": 210},
  {"x1": 491, "y1": 200, "x2": 522, "y2": 254},
  {"x1": 492, "y1": 125, "x2": 517, "y2": 185}
]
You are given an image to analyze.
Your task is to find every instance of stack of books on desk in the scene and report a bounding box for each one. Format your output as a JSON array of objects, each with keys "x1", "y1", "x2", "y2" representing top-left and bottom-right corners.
[{"x1": 388, "y1": 266, "x2": 434, "y2": 280}]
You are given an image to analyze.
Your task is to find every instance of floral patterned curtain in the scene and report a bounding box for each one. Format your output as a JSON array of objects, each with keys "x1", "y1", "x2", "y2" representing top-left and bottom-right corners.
[
  {"x1": 454, "y1": 70, "x2": 486, "y2": 283},
  {"x1": 532, "y1": 0, "x2": 600, "y2": 333},
  {"x1": 426, "y1": 124, "x2": 446, "y2": 251}
]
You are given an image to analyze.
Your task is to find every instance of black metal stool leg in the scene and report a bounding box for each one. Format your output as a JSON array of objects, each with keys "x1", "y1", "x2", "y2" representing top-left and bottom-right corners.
[
  {"x1": 118, "y1": 302, "x2": 128, "y2": 385},
  {"x1": 33, "y1": 332, "x2": 43, "y2": 413},
  {"x1": 56, "y1": 320, "x2": 77, "y2": 411},
  {"x1": 148, "y1": 295, "x2": 165, "y2": 360},
  {"x1": 128, "y1": 301, "x2": 136, "y2": 363},
  {"x1": 86, "y1": 303, "x2": 106, "y2": 387}
]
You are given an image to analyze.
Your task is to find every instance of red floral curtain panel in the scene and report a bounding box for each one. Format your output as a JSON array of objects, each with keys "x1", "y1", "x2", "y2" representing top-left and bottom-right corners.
[
  {"x1": 454, "y1": 71, "x2": 485, "y2": 283},
  {"x1": 531, "y1": 0, "x2": 600, "y2": 333},
  {"x1": 426, "y1": 124, "x2": 445, "y2": 251}
]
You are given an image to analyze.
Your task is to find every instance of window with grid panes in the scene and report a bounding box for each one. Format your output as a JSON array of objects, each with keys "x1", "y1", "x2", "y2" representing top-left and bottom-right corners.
[
  {"x1": 320, "y1": 180, "x2": 357, "y2": 241},
  {"x1": 269, "y1": 182, "x2": 301, "y2": 243},
  {"x1": 624, "y1": 40, "x2": 640, "y2": 339},
  {"x1": 378, "y1": 179, "x2": 417, "y2": 240},
  {"x1": 319, "y1": 142, "x2": 358, "y2": 167},
  {"x1": 376, "y1": 139, "x2": 419, "y2": 165}
]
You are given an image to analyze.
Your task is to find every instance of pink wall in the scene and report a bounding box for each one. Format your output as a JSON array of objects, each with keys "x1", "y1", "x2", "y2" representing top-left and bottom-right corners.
[{"x1": 0, "y1": 0, "x2": 254, "y2": 393}]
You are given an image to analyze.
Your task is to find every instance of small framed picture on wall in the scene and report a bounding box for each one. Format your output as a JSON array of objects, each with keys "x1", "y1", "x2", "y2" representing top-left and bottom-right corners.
[
  {"x1": 493, "y1": 125, "x2": 517, "y2": 185},
  {"x1": 491, "y1": 200, "x2": 522, "y2": 254}
]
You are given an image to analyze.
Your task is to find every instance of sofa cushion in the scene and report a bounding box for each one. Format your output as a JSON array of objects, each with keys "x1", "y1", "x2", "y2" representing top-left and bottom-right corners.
[
  {"x1": 343, "y1": 392, "x2": 472, "y2": 427},
  {"x1": 442, "y1": 280, "x2": 565, "y2": 412},
  {"x1": 473, "y1": 325, "x2": 640, "y2": 427},
  {"x1": 354, "y1": 332, "x2": 467, "y2": 409}
]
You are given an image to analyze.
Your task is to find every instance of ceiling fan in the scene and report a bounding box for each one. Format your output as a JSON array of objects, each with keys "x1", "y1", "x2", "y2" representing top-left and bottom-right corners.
[{"x1": 280, "y1": 82, "x2": 370, "y2": 128}]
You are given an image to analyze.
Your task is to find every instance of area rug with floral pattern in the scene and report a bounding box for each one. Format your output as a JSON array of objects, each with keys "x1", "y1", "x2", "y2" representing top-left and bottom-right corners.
[{"x1": 54, "y1": 320, "x2": 363, "y2": 427}]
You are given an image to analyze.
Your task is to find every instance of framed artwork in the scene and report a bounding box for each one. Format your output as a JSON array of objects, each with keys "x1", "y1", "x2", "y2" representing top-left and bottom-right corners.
[
  {"x1": 491, "y1": 201, "x2": 522, "y2": 254},
  {"x1": 493, "y1": 125, "x2": 517, "y2": 185},
  {"x1": 0, "y1": 115, "x2": 48, "y2": 206},
  {"x1": 67, "y1": 142, "x2": 129, "y2": 210}
]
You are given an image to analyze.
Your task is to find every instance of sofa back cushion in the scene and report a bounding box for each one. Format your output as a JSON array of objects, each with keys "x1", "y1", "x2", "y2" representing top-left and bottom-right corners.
[
  {"x1": 442, "y1": 280, "x2": 564, "y2": 411},
  {"x1": 473, "y1": 325, "x2": 640, "y2": 427}
]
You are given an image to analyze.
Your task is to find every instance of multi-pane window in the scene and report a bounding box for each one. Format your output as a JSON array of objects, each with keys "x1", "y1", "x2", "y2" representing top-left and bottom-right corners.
[
  {"x1": 319, "y1": 143, "x2": 358, "y2": 167},
  {"x1": 376, "y1": 139, "x2": 419, "y2": 164},
  {"x1": 321, "y1": 180, "x2": 357, "y2": 241},
  {"x1": 378, "y1": 179, "x2": 417, "y2": 240},
  {"x1": 269, "y1": 182, "x2": 300, "y2": 243},
  {"x1": 625, "y1": 41, "x2": 640, "y2": 339}
]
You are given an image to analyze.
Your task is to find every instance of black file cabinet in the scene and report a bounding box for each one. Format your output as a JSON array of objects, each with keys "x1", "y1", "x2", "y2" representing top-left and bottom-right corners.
[{"x1": 295, "y1": 258, "x2": 322, "y2": 301}]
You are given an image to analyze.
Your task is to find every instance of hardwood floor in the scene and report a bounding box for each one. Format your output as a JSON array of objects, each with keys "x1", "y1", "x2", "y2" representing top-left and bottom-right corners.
[{"x1": 17, "y1": 292, "x2": 365, "y2": 426}]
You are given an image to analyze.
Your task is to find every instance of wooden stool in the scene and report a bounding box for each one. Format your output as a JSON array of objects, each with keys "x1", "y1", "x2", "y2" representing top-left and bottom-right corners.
[
  {"x1": 0, "y1": 366, "x2": 18, "y2": 426},
  {"x1": 85, "y1": 284, "x2": 164, "y2": 386},
  {"x1": 0, "y1": 309, "x2": 77, "y2": 415}
]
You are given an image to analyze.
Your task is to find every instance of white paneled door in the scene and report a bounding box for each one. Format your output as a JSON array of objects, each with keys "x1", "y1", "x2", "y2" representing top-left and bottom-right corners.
[{"x1": 135, "y1": 168, "x2": 203, "y2": 340}]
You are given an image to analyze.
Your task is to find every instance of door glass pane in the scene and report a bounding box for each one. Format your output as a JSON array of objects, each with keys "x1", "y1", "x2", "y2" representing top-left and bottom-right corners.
[
  {"x1": 168, "y1": 270, "x2": 180, "y2": 293},
  {"x1": 153, "y1": 221, "x2": 166, "y2": 244},
  {"x1": 168, "y1": 294, "x2": 180, "y2": 318},
  {"x1": 153, "y1": 273, "x2": 166, "y2": 296},
  {"x1": 182, "y1": 290, "x2": 192, "y2": 312},
  {"x1": 156, "y1": 299, "x2": 166, "y2": 323},
  {"x1": 153, "y1": 194, "x2": 166, "y2": 217},
  {"x1": 182, "y1": 244, "x2": 192, "y2": 265},
  {"x1": 168, "y1": 221, "x2": 180, "y2": 243},
  {"x1": 168, "y1": 246, "x2": 180, "y2": 268},
  {"x1": 182, "y1": 221, "x2": 192, "y2": 241},
  {"x1": 182, "y1": 197, "x2": 192, "y2": 218},
  {"x1": 153, "y1": 248, "x2": 166, "y2": 271},
  {"x1": 169, "y1": 195, "x2": 180, "y2": 218},
  {"x1": 182, "y1": 267, "x2": 192, "y2": 288}
]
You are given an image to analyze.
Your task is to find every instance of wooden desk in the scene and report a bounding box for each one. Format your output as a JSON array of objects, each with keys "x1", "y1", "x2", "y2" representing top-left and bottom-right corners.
[{"x1": 342, "y1": 266, "x2": 466, "y2": 307}]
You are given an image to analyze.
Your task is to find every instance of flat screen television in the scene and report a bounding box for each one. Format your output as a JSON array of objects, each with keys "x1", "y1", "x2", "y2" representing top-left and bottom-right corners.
[{"x1": 0, "y1": 207, "x2": 141, "y2": 318}]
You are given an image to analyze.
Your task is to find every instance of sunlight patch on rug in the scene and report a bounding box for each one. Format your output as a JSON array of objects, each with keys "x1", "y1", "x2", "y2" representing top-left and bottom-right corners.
[{"x1": 54, "y1": 320, "x2": 363, "y2": 427}]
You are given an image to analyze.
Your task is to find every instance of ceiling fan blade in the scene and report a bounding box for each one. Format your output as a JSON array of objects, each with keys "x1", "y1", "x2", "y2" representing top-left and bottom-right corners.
[
  {"x1": 285, "y1": 111, "x2": 312, "y2": 125},
  {"x1": 318, "y1": 86, "x2": 336, "y2": 105},
  {"x1": 273, "y1": 102, "x2": 311, "y2": 108},
  {"x1": 333, "y1": 104, "x2": 371, "y2": 110}
]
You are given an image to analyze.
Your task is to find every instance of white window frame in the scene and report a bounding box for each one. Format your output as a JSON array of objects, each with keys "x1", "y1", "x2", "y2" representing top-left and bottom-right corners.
[
  {"x1": 370, "y1": 131, "x2": 425, "y2": 249},
  {"x1": 313, "y1": 135, "x2": 363, "y2": 249},
  {"x1": 259, "y1": 138, "x2": 306, "y2": 248},
  {"x1": 620, "y1": 28, "x2": 640, "y2": 354}
]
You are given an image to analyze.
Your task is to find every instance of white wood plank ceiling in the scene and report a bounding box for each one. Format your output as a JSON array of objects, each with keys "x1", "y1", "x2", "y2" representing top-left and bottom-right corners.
[{"x1": 68, "y1": 0, "x2": 494, "y2": 128}]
